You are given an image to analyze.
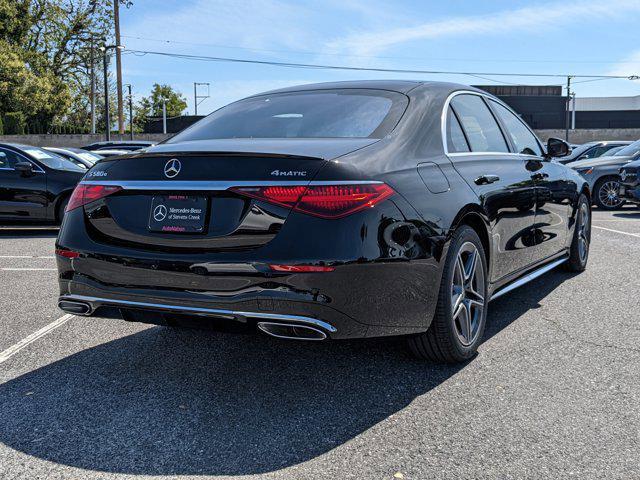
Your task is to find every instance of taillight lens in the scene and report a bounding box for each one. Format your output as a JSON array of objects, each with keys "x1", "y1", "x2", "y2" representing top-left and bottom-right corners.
[
  {"x1": 230, "y1": 183, "x2": 394, "y2": 219},
  {"x1": 66, "y1": 184, "x2": 122, "y2": 212}
]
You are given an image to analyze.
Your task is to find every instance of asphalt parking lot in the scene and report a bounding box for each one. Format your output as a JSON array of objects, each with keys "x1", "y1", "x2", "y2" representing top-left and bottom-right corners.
[{"x1": 0, "y1": 207, "x2": 639, "y2": 480}]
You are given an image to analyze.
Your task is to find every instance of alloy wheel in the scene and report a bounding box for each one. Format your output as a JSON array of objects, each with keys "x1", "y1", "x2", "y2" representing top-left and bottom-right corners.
[
  {"x1": 450, "y1": 242, "x2": 485, "y2": 347},
  {"x1": 598, "y1": 180, "x2": 623, "y2": 208},
  {"x1": 578, "y1": 202, "x2": 590, "y2": 263}
]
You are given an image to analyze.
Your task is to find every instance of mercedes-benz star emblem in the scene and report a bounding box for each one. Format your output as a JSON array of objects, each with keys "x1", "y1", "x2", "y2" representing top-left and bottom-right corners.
[
  {"x1": 620, "y1": 170, "x2": 627, "y2": 181},
  {"x1": 153, "y1": 204, "x2": 167, "y2": 222},
  {"x1": 164, "y1": 158, "x2": 181, "y2": 178}
]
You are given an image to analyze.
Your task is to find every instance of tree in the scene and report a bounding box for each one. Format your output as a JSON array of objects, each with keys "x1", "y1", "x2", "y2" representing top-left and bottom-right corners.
[
  {"x1": 134, "y1": 84, "x2": 187, "y2": 130},
  {"x1": 0, "y1": 0, "x2": 131, "y2": 133}
]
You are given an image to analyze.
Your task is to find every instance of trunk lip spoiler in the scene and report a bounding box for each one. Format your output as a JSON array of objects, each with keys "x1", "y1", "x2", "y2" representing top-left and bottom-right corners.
[{"x1": 79, "y1": 180, "x2": 383, "y2": 190}]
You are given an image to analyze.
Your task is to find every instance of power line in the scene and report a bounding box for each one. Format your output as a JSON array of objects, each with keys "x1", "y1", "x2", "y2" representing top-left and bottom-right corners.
[
  {"x1": 124, "y1": 48, "x2": 640, "y2": 80},
  {"x1": 121, "y1": 34, "x2": 640, "y2": 66}
]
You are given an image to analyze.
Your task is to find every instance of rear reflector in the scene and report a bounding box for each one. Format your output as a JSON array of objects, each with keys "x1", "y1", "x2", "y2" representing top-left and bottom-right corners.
[
  {"x1": 55, "y1": 248, "x2": 80, "y2": 259},
  {"x1": 66, "y1": 184, "x2": 122, "y2": 212},
  {"x1": 269, "y1": 264, "x2": 335, "y2": 272},
  {"x1": 230, "y1": 183, "x2": 394, "y2": 219}
]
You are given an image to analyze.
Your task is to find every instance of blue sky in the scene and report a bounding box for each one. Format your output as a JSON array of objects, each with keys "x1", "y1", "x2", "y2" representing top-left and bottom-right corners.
[{"x1": 120, "y1": 0, "x2": 640, "y2": 115}]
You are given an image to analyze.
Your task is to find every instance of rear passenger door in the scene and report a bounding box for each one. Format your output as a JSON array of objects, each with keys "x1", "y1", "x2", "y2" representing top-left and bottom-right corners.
[
  {"x1": 0, "y1": 148, "x2": 48, "y2": 220},
  {"x1": 489, "y1": 100, "x2": 569, "y2": 264},
  {"x1": 446, "y1": 93, "x2": 537, "y2": 282}
]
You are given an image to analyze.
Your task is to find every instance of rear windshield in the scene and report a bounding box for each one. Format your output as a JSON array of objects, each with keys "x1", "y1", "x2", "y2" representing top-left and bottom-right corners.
[
  {"x1": 614, "y1": 139, "x2": 640, "y2": 157},
  {"x1": 22, "y1": 147, "x2": 85, "y2": 172},
  {"x1": 167, "y1": 89, "x2": 408, "y2": 142}
]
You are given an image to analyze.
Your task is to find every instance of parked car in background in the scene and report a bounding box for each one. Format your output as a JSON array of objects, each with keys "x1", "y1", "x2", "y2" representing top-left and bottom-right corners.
[
  {"x1": 619, "y1": 159, "x2": 640, "y2": 206},
  {"x1": 557, "y1": 141, "x2": 632, "y2": 165},
  {"x1": 0, "y1": 143, "x2": 85, "y2": 223},
  {"x1": 44, "y1": 147, "x2": 103, "y2": 169},
  {"x1": 570, "y1": 139, "x2": 640, "y2": 209},
  {"x1": 90, "y1": 149, "x2": 130, "y2": 158},
  {"x1": 56, "y1": 81, "x2": 590, "y2": 363},
  {"x1": 81, "y1": 140, "x2": 154, "y2": 151}
]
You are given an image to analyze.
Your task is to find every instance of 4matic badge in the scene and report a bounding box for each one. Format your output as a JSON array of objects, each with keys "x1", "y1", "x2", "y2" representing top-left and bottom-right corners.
[{"x1": 270, "y1": 170, "x2": 307, "y2": 177}]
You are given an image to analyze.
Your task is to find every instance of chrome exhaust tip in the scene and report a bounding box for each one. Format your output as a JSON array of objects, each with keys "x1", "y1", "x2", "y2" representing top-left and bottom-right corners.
[
  {"x1": 58, "y1": 300, "x2": 92, "y2": 315},
  {"x1": 257, "y1": 322, "x2": 328, "y2": 341}
]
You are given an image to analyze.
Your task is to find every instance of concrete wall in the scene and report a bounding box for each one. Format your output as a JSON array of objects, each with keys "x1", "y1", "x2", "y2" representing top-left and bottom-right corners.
[
  {"x1": 2, "y1": 129, "x2": 640, "y2": 149},
  {"x1": 535, "y1": 128, "x2": 640, "y2": 143},
  {"x1": 0, "y1": 133, "x2": 170, "y2": 148}
]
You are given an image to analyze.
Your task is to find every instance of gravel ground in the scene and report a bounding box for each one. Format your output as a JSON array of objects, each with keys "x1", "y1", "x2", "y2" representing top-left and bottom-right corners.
[{"x1": 0, "y1": 207, "x2": 639, "y2": 480}]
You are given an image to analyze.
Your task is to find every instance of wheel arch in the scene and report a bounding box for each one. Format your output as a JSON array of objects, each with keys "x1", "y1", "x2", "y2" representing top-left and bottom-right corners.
[
  {"x1": 54, "y1": 189, "x2": 74, "y2": 222},
  {"x1": 449, "y1": 205, "x2": 491, "y2": 277}
]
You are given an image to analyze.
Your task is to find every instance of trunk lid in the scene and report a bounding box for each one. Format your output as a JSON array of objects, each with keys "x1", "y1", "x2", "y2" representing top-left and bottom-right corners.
[{"x1": 82, "y1": 139, "x2": 376, "y2": 252}]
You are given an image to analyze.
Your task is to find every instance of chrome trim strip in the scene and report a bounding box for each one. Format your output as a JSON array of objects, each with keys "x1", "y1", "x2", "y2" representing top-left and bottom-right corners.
[
  {"x1": 490, "y1": 256, "x2": 568, "y2": 301},
  {"x1": 59, "y1": 294, "x2": 338, "y2": 333},
  {"x1": 79, "y1": 180, "x2": 382, "y2": 190},
  {"x1": 441, "y1": 90, "x2": 544, "y2": 158}
]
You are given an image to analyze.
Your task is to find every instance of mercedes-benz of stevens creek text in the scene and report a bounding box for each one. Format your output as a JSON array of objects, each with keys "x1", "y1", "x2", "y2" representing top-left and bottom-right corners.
[{"x1": 56, "y1": 81, "x2": 591, "y2": 363}]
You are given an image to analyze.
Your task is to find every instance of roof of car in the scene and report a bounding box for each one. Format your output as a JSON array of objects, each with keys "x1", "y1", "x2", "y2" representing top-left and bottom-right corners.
[{"x1": 251, "y1": 80, "x2": 484, "y2": 97}]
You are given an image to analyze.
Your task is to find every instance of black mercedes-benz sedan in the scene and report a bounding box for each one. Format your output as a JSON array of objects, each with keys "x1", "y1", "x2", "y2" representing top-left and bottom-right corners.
[
  {"x1": 619, "y1": 159, "x2": 640, "y2": 205},
  {"x1": 56, "y1": 81, "x2": 591, "y2": 363},
  {"x1": 0, "y1": 143, "x2": 86, "y2": 223}
]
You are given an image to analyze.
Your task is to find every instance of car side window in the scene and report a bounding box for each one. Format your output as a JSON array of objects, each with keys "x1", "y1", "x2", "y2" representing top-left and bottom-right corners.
[
  {"x1": 446, "y1": 107, "x2": 470, "y2": 153},
  {"x1": 450, "y1": 95, "x2": 509, "y2": 153},
  {"x1": 0, "y1": 148, "x2": 20, "y2": 169},
  {"x1": 489, "y1": 100, "x2": 543, "y2": 156}
]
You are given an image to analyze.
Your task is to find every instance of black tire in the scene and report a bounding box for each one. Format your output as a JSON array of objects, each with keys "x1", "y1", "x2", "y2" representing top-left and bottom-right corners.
[
  {"x1": 407, "y1": 225, "x2": 488, "y2": 363},
  {"x1": 56, "y1": 197, "x2": 70, "y2": 224},
  {"x1": 565, "y1": 194, "x2": 591, "y2": 272},
  {"x1": 593, "y1": 176, "x2": 624, "y2": 210}
]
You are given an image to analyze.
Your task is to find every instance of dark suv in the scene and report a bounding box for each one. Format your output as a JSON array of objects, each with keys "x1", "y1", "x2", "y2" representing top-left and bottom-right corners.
[{"x1": 619, "y1": 160, "x2": 640, "y2": 205}]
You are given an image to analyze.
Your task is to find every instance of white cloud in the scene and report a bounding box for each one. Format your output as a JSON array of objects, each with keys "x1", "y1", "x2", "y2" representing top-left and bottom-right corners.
[
  {"x1": 325, "y1": 0, "x2": 640, "y2": 57},
  {"x1": 607, "y1": 50, "x2": 640, "y2": 78}
]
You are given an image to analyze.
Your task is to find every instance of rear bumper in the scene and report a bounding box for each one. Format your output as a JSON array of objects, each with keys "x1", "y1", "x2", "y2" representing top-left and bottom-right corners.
[
  {"x1": 57, "y1": 256, "x2": 440, "y2": 340},
  {"x1": 619, "y1": 185, "x2": 640, "y2": 204}
]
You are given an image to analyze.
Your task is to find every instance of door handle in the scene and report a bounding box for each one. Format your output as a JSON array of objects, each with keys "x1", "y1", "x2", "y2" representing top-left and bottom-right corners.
[
  {"x1": 475, "y1": 174, "x2": 500, "y2": 185},
  {"x1": 531, "y1": 172, "x2": 549, "y2": 181}
]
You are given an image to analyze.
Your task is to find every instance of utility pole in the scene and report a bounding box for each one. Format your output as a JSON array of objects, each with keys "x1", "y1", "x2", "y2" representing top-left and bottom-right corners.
[
  {"x1": 125, "y1": 84, "x2": 133, "y2": 140},
  {"x1": 193, "y1": 82, "x2": 210, "y2": 115},
  {"x1": 571, "y1": 92, "x2": 576, "y2": 130},
  {"x1": 114, "y1": 0, "x2": 124, "y2": 135},
  {"x1": 102, "y1": 47, "x2": 110, "y2": 141},
  {"x1": 90, "y1": 39, "x2": 96, "y2": 134},
  {"x1": 161, "y1": 98, "x2": 167, "y2": 134},
  {"x1": 565, "y1": 76, "x2": 572, "y2": 142}
]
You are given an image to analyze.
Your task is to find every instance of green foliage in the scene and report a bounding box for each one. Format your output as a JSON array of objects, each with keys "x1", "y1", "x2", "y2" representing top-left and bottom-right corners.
[
  {"x1": 4, "y1": 112, "x2": 26, "y2": 134},
  {"x1": 134, "y1": 83, "x2": 188, "y2": 128},
  {"x1": 0, "y1": 0, "x2": 132, "y2": 133}
]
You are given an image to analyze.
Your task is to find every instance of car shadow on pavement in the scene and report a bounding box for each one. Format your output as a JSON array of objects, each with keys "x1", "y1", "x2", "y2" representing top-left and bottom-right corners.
[
  {"x1": 0, "y1": 270, "x2": 571, "y2": 476},
  {"x1": 612, "y1": 211, "x2": 640, "y2": 219},
  {"x1": 0, "y1": 225, "x2": 59, "y2": 239}
]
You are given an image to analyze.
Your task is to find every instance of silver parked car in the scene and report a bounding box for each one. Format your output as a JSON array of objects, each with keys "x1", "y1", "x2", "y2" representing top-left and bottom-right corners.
[
  {"x1": 570, "y1": 139, "x2": 640, "y2": 209},
  {"x1": 557, "y1": 140, "x2": 632, "y2": 165}
]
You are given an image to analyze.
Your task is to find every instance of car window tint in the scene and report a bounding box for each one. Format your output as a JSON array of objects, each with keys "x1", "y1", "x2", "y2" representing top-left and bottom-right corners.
[
  {"x1": 446, "y1": 107, "x2": 470, "y2": 153},
  {"x1": 489, "y1": 100, "x2": 542, "y2": 156},
  {"x1": 0, "y1": 148, "x2": 21, "y2": 169},
  {"x1": 451, "y1": 95, "x2": 508, "y2": 153},
  {"x1": 167, "y1": 89, "x2": 408, "y2": 141}
]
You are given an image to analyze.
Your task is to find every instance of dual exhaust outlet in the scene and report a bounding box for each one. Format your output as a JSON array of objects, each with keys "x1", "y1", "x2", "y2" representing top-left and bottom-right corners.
[{"x1": 58, "y1": 300, "x2": 329, "y2": 341}]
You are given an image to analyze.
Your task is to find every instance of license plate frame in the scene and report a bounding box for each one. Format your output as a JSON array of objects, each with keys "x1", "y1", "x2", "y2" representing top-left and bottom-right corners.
[{"x1": 148, "y1": 195, "x2": 207, "y2": 233}]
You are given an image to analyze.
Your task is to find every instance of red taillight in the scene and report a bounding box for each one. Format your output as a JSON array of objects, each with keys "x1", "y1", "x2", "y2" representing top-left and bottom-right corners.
[
  {"x1": 55, "y1": 248, "x2": 80, "y2": 258},
  {"x1": 66, "y1": 184, "x2": 122, "y2": 212},
  {"x1": 230, "y1": 183, "x2": 394, "y2": 219},
  {"x1": 269, "y1": 264, "x2": 335, "y2": 272}
]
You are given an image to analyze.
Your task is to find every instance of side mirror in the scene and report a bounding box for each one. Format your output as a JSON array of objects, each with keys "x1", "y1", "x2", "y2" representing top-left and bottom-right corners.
[
  {"x1": 546, "y1": 137, "x2": 571, "y2": 158},
  {"x1": 14, "y1": 161, "x2": 34, "y2": 176}
]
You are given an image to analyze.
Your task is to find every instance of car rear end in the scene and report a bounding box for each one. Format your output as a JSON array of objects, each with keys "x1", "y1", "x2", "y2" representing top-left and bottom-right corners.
[{"x1": 619, "y1": 162, "x2": 640, "y2": 204}]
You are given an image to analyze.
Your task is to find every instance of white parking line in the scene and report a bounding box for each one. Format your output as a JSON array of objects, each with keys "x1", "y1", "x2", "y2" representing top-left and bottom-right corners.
[
  {"x1": 0, "y1": 314, "x2": 73, "y2": 365},
  {"x1": 593, "y1": 225, "x2": 640, "y2": 239}
]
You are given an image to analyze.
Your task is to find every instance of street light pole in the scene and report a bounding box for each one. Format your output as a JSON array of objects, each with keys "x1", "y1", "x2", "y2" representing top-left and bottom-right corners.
[
  {"x1": 90, "y1": 39, "x2": 96, "y2": 134},
  {"x1": 565, "y1": 76, "x2": 572, "y2": 142},
  {"x1": 162, "y1": 98, "x2": 167, "y2": 134},
  {"x1": 125, "y1": 84, "x2": 133, "y2": 140}
]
